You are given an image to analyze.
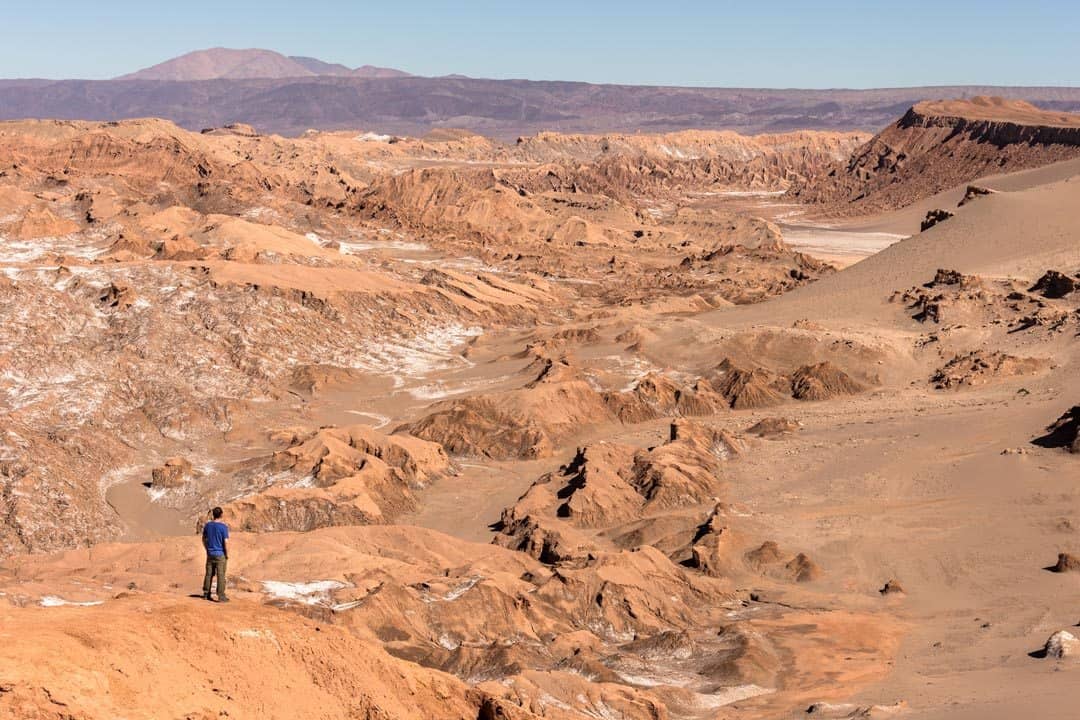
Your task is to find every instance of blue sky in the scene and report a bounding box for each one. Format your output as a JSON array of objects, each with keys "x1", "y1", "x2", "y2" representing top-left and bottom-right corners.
[{"x1": 2, "y1": 1, "x2": 1077, "y2": 87}]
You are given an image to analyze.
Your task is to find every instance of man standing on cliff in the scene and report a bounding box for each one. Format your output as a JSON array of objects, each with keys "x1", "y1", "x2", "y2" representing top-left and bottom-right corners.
[{"x1": 201, "y1": 507, "x2": 230, "y2": 602}]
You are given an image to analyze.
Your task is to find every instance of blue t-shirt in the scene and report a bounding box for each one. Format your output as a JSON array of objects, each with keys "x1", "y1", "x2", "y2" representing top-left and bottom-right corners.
[{"x1": 202, "y1": 521, "x2": 229, "y2": 557}]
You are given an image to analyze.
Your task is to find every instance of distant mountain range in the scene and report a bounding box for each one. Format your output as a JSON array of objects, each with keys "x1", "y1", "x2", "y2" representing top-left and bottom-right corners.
[
  {"x1": 116, "y1": 48, "x2": 409, "y2": 81},
  {"x1": 2, "y1": 48, "x2": 1080, "y2": 138}
]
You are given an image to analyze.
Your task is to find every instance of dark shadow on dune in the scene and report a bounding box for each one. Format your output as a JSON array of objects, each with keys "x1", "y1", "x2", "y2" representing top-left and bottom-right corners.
[
  {"x1": 1031, "y1": 406, "x2": 1079, "y2": 449},
  {"x1": 1007, "y1": 320, "x2": 1038, "y2": 334},
  {"x1": 1032, "y1": 427, "x2": 1075, "y2": 449}
]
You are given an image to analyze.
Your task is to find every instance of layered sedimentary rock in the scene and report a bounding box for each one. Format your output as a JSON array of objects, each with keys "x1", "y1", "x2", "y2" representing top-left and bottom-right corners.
[{"x1": 789, "y1": 97, "x2": 1080, "y2": 213}]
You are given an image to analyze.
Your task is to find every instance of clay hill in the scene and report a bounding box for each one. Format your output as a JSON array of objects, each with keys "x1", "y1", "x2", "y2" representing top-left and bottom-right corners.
[
  {"x1": 2, "y1": 49, "x2": 1080, "y2": 136},
  {"x1": 789, "y1": 96, "x2": 1080, "y2": 214},
  {"x1": 2, "y1": 98, "x2": 1080, "y2": 720},
  {"x1": 117, "y1": 47, "x2": 410, "y2": 81}
]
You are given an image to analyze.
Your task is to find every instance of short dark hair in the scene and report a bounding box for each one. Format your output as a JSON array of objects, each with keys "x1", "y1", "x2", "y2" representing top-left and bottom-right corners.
[{"x1": 212, "y1": 507, "x2": 223, "y2": 519}]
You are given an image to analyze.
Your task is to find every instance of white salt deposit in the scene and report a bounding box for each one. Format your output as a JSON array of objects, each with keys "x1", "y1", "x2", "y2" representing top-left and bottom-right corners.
[
  {"x1": 349, "y1": 323, "x2": 481, "y2": 380},
  {"x1": 39, "y1": 596, "x2": 104, "y2": 608},
  {"x1": 422, "y1": 576, "x2": 482, "y2": 603},
  {"x1": 242, "y1": 206, "x2": 279, "y2": 220},
  {"x1": 0, "y1": 233, "x2": 106, "y2": 264},
  {"x1": 337, "y1": 237, "x2": 430, "y2": 254},
  {"x1": 260, "y1": 580, "x2": 349, "y2": 605},
  {"x1": 781, "y1": 227, "x2": 907, "y2": 257},
  {"x1": 287, "y1": 474, "x2": 316, "y2": 489},
  {"x1": 406, "y1": 374, "x2": 509, "y2": 401},
  {"x1": 656, "y1": 144, "x2": 699, "y2": 160},
  {"x1": 345, "y1": 410, "x2": 392, "y2": 429},
  {"x1": 717, "y1": 189, "x2": 786, "y2": 197},
  {"x1": 146, "y1": 486, "x2": 170, "y2": 502},
  {"x1": 693, "y1": 684, "x2": 774, "y2": 708}
]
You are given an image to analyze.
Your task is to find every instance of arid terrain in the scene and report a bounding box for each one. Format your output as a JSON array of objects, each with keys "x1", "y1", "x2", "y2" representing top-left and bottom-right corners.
[
  {"x1": 4, "y1": 48, "x2": 1080, "y2": 138},
  {"x1": 1, "y1": 95, "x2": 1079, "y2": 720}
]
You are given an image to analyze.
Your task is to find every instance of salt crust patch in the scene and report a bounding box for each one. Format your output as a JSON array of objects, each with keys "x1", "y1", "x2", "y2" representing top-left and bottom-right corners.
[
  {"x1": 345, "y1": 410, "x2": 392, "y2": 429},
  {"x1": 781, "y1": 228, "x2": 906, "y2": 256},
  {"x1": 716, "y1": 189, "x2": 785, "y2": 197},
  {"x1": 39, "y1": 596, "x2": 103, "y2": 607},
  {"x1": 616, "y1": 665, "x2": 773, "y2": 708},
  {"x1": 406, "y1": 374, "x2": 512, "y2": 401},
  {"x1": 694, "y1": 684, "x2": 773, "y2": 708},
  {"x1": 260, "y1": 580, "x2": 349, "y2": 606},
  {"x1": 421, "y1": 576, "x2": 483, "y2": 603},
  {"x1": 0, "y1": 232, "x2": 106, "y2": 264},
  {"x1": 337, "y1": 236, "x2": 430, "y2": 253},
  {"x1": 350, "y1": 323, "x2": 481, "y2": 380}
]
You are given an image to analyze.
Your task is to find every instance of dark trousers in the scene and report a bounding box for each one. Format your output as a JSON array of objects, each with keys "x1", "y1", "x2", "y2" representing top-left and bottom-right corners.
[{"x1": 203, "y1": 555, "x2": 227, "y2": 597}]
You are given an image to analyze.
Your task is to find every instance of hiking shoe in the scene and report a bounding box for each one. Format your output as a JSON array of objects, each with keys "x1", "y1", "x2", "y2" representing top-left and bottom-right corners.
[
  {"x1": 217, "y1": 596, "x2": 230, "y2": 603},
  {"x1": 202, "y1": 593, "x2": 212, "y2": 601}
]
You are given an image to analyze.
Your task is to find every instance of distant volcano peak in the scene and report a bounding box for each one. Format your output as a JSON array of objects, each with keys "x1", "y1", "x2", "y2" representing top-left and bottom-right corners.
[{"x1": 116, "y1": 47, "x2": 410, "y2": 81}]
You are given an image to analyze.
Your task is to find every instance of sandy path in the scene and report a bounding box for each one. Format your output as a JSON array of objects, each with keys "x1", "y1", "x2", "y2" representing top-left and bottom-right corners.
[
  {"x1": 717, "y1": 377, "x2": 1080, "y2": 715},
  {"x1": 404, "y1": 459, "x2": 555, "y2": 542}
]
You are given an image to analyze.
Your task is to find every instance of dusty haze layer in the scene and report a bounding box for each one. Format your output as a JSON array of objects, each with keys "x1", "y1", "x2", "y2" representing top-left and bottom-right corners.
[
  {"x1": 1, "y1": 96, "x2": 1079, "y2": 720},
  {"x1": 4, "y1": 48, "x2": 1080, "y2": 137}
]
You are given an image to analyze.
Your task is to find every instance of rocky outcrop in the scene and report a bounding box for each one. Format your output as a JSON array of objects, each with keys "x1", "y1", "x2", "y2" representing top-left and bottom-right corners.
[
  {"x1": 921, "y1": 209, "x2": 954, "y2": 231},
  {"x1": 784, "y1": 553, "x2": 822, "y2": 582},
  {"x1": 789, "y1": 97, "x2": 1080, "y2": 214},
  {"x1": 742, "y1": 540, "x2": 822, "y2": 582},
  {"x1": 711, "y1": 359, "x2": 788, "y2": 409},
  {"x1": 676, "y1": 237, "x2": 837, "y2": 304},
  {"x1": 745, "y1": 417, "x2": 801, "y2": 437},
  {"x1": 149, "y1": 457, "x2": 193, "y2": 489},
  {"x1": 1041, "y1": 630, "x2": 1078, "y2": 659},
  {"x1": 879, "y1": 579, "x2": 905, "y2": 595},
  {"x1": 688, "y1": 509, "x2": 743, "y2": 578},
  {"x1": 1033, "y1": 407, "x2": 1080, "y2": 453},
  {"x1": 931, "y1": 351, "x2": 1049, "y2": 389},
  {"x1": 98, "y1": 282, "x2": 138, "y2": 310},
  {"x1": 1030, "y1": 270, "x2": 1078, "y2": 299},
  {"x1": 1050, "y1": 552, "x2": 1079, "y2": 573},
  {"x1": 893, "y1": 268, "x2": 1080, "y2": 332},
  {"x1": 495, "y1": 420, "x2": 742, "y2": 549},
  {"x1": 958, "y1": 184, "x2": 994, "y2": 206},
  {"x1": 790, "y1": 362, "x2": 866, "y2": 401},
  {"x1": 221, "y1": 426, "x2": 451, "y2": 532},
  {"x1": 5, "y1": 206, "x2": 81, "y2": 239},
  {"x1": 404, "y1": 355, "x2": 742, "y2": 460},
  {"x1": 604, "y1": 373, "x2": 729, "y2": 423},
  {"x1": 399, "y1": 358, "x2": 610, "y2": 460}
]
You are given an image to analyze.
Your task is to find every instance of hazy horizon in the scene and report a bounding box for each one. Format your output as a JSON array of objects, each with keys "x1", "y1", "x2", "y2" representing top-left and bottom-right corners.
[{"x1": 3, "y1": 0, "x2": 1078, "y2": 88}]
